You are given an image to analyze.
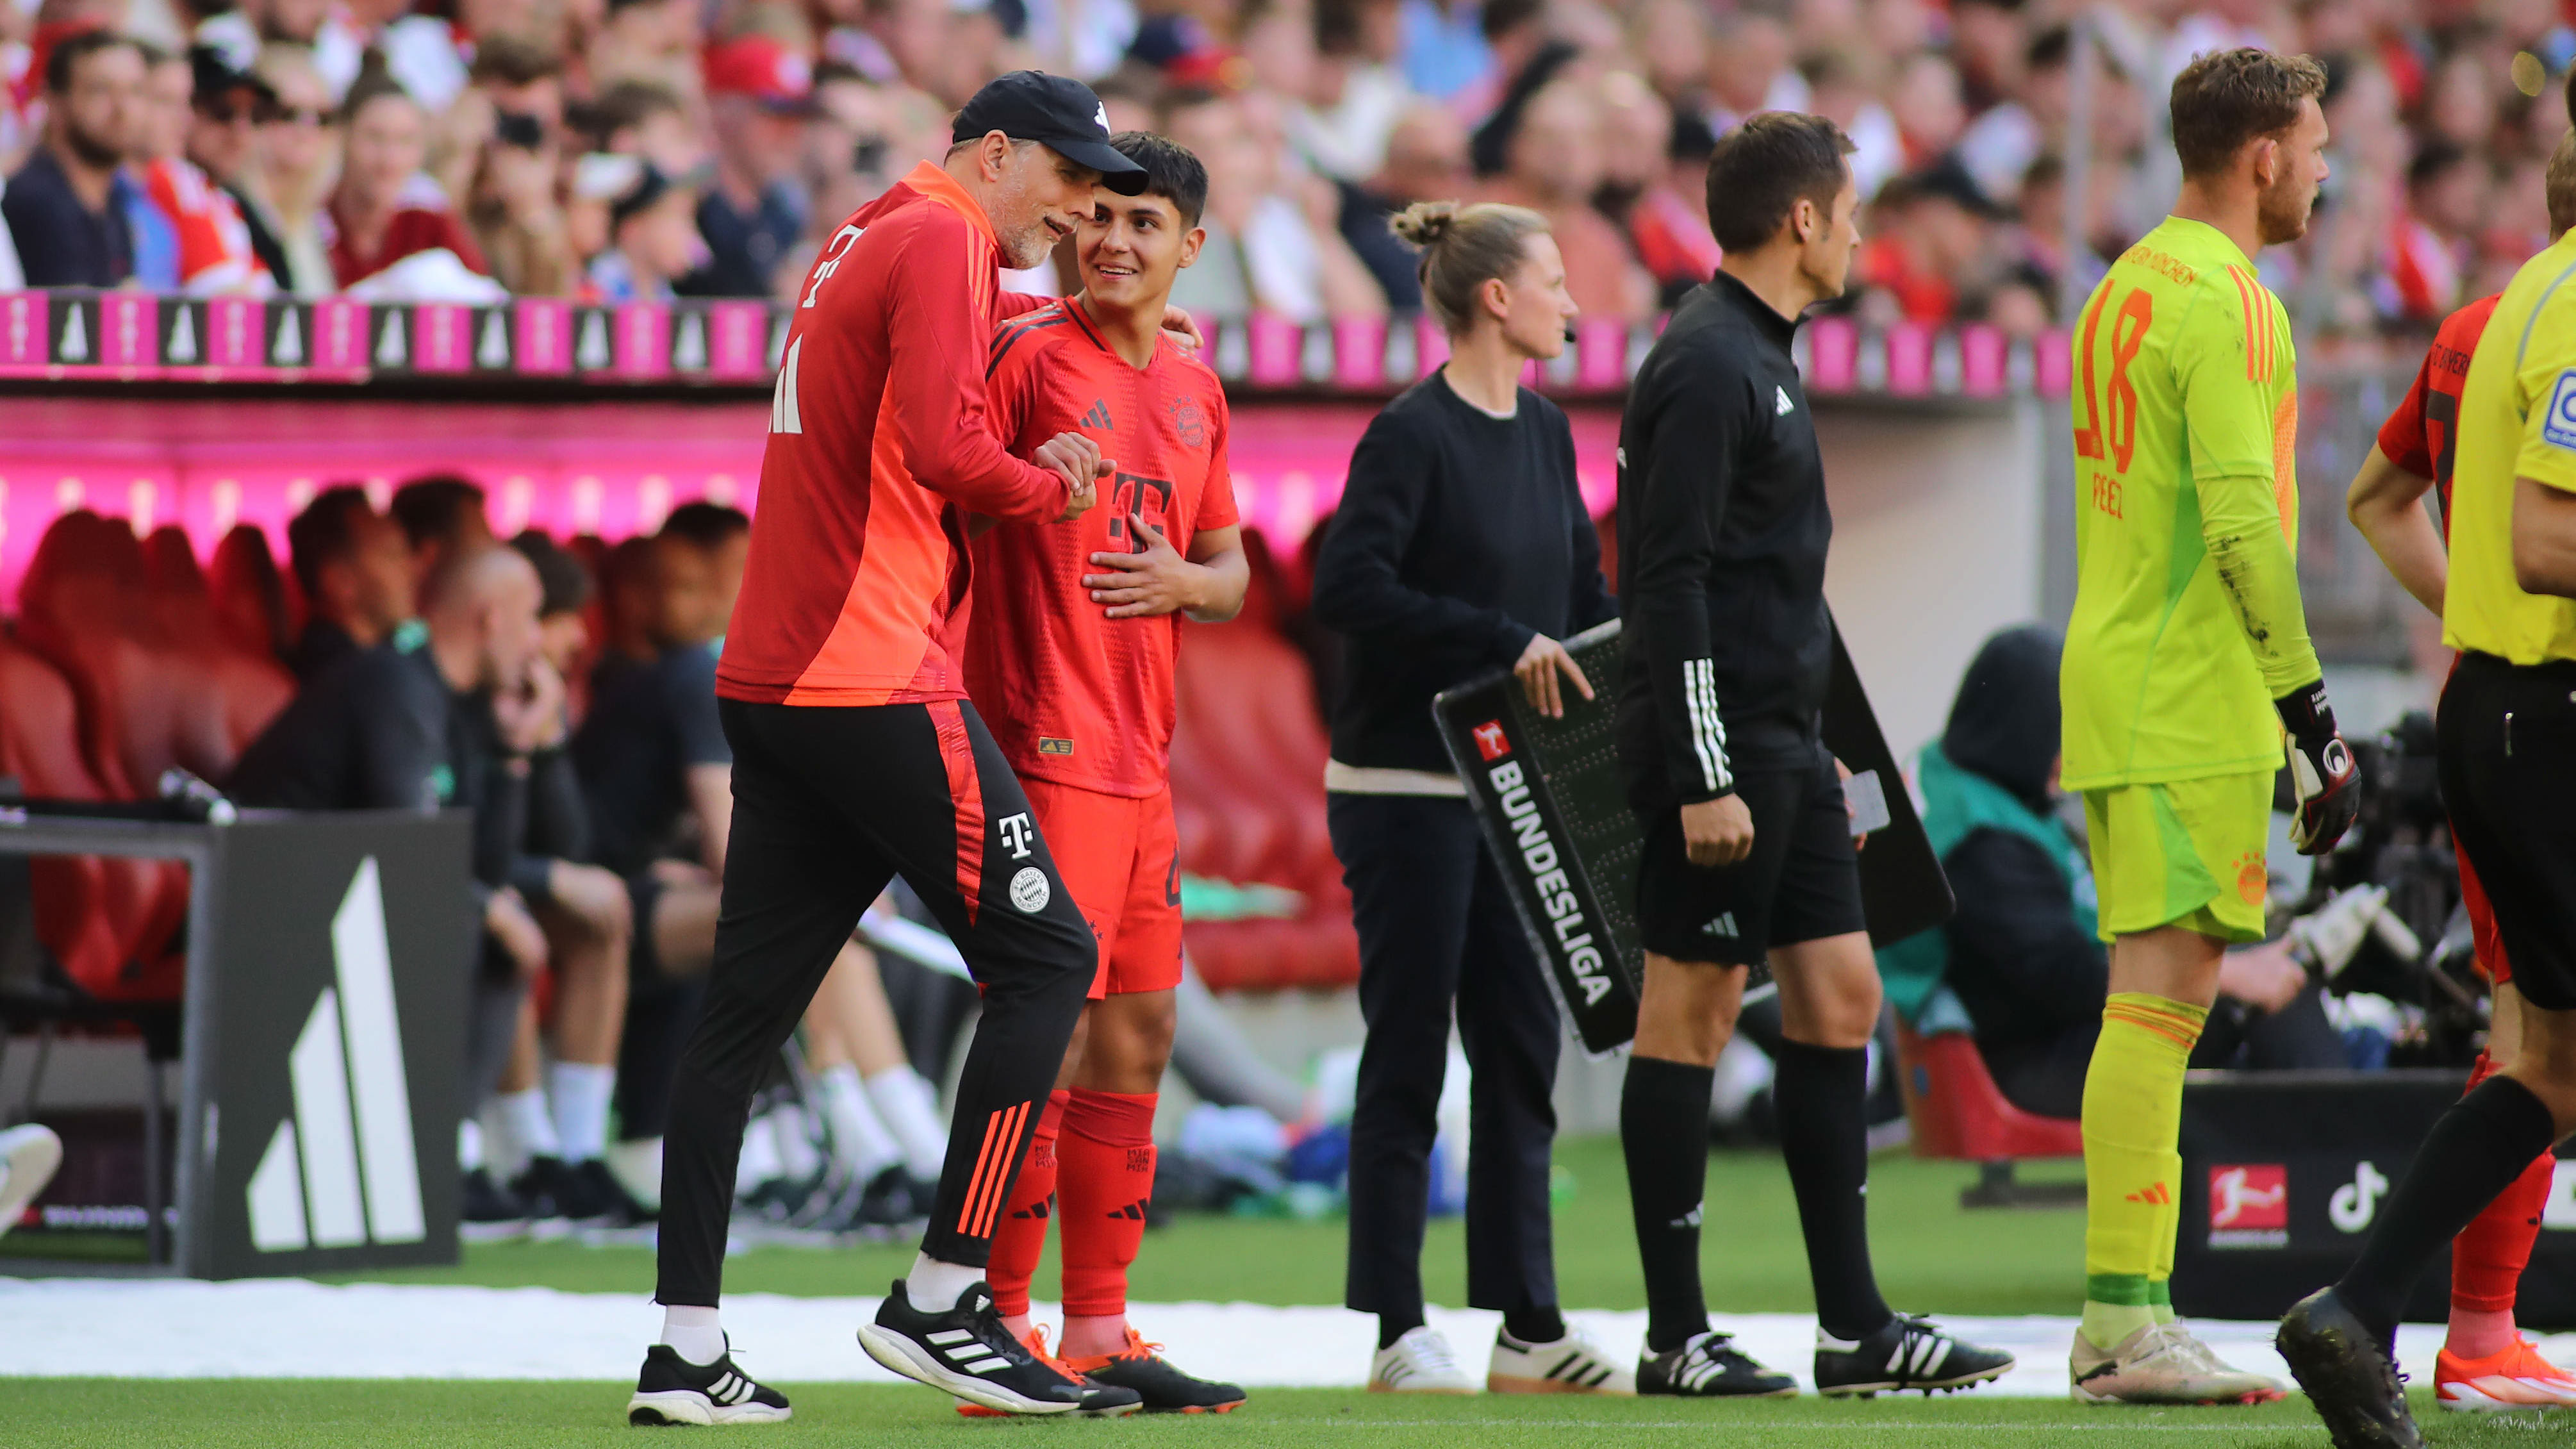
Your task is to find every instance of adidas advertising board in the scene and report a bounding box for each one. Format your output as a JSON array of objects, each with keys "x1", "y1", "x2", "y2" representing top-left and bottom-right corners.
[
  {"x1": 1433, "y1": 617, "x2": 1953, "y2": 1056},
  {"x1": 195, "y1": 812, "x2": 476, "y2": 1277}
]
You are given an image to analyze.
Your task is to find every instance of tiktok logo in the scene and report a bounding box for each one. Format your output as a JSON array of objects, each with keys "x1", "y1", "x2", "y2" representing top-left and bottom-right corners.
[
  {"x1": 2330, "y1": 1161, "x2": 2390, "y2": 1234},
  {"x1": 998, "y1": 813, "x2": 1036, "y2": 860}
]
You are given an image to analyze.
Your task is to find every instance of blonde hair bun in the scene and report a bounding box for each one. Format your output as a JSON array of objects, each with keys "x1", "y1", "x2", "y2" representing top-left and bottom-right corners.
[{"x1": 1390, "y1": 200, "x2": 1458, "y2": 248}]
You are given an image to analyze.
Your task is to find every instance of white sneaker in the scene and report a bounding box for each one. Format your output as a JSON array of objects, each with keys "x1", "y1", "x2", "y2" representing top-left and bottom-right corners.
[
  {"x1": 1370, "y1": 1326, "x2": 1474, "y2": 1394},
  {"x1": 1489, "y1": 1326, "x2": 1635, "y2": 1395},
  {"x1": 0, "y1": 1123, "x2": 63, "y2": 1241}
]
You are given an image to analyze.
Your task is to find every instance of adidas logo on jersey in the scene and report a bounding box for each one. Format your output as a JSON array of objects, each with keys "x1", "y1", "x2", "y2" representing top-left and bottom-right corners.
[
  {"x1": 1775, "y1": 385, "x2": 1796, "y2": 415},
  {"x1": 1081, "y1": 399, "x2": 1113, "y2": 430},
  {"x1": 1702, "y1": 913, "x2": 1739, "y2": 939},
  {"x1": 1669, "y1": 1202, "x2": 1704, "y2": 1230}
]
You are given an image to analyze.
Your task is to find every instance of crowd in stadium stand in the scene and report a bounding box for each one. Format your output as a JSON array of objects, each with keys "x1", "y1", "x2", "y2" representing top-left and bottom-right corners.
[{"x1": 0, "y1": 0, "x2": 2561, "y2": 349}]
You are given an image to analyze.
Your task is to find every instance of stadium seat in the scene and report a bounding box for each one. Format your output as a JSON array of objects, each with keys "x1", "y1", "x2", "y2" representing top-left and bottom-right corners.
[
  {"x1": 206, "y1": 524, "x2": 297, "y2": 663},
  {"x1": 1169, "y1": 533, "x2": 1358, "y2": 993},
  {"x1": 1893, "y1": 1023, "x2": 2085, "y2": 1206},
  {"x1": 15, "y1": 514, "x2": 294, "y2": 1001},
  {"x1": 0, "y1": 633, "x2": 154, "y2": 998}
]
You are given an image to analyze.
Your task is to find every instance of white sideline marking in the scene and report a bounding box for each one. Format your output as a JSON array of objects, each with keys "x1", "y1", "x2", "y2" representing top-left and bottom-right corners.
[{"x1": 0, "y1": 1278, "x2": 2460, "y2": 1394}]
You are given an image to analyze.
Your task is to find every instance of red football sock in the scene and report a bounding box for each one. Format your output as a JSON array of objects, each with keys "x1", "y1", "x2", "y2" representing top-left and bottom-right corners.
[
  {"x1": 982, "y1": 1089, "x2": 1067, "y2": 1320},
  {"x1": 1059, "y1": 1089, "x2": 1157, "y2": 1321},
  {"x1": 2448, "y1": 1051, "x2": 2554, "y2": 1354}
]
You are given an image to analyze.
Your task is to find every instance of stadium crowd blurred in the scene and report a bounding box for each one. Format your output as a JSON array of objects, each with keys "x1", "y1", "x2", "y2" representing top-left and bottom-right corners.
[{"x1": 0, "y1": 0, "x2": 2564, "y2": 347}]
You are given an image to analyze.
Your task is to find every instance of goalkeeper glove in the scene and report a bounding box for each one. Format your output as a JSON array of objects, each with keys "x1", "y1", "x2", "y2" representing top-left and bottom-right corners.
[{"x1": 2276, "y1": 680, "x2": 2362, "y2": 856}]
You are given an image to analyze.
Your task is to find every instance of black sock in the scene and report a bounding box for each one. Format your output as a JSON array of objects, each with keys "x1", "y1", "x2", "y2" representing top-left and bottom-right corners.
[
  {"x1": 2338, "y1": 1075, "x2": 2559, "y2": 1338},
  {"x1": 1622, "y1": 1054, "x2": 1715, "y2": 1353},
  {"x1": 1377, "y1": 1309, "x2": 1425, "y2": 1350},
  {"x1": 1773, "y1": 1040, "x2": 1894, "y2": 1343},
  {"x1": 1502, "y1": 1304, "x2": 1567, "y2": 1345}
]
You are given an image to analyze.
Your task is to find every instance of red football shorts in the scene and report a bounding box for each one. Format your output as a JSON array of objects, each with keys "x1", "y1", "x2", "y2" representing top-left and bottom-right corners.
[
  {"x1": 2456, "y1": 834, "x2": 2512, "y2": 987},
  {"x1": 1021, "y1": 779, "x2": 1184, "y2": 1000}
]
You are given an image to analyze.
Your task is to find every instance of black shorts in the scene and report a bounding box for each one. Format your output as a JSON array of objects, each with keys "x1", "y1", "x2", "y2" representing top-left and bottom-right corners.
[
  {"x1": 1633, "y1": 747, "x2": 1865, "y2": 965},
  {"x1": 2440, "y1": 652, "x2": 2576, "y2": 1012}
]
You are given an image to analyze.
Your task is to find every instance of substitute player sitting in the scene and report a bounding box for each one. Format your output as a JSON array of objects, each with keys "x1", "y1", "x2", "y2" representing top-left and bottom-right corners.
[{"x1": 964, "y1": 130, "x2": 1251, "y2": 1414}]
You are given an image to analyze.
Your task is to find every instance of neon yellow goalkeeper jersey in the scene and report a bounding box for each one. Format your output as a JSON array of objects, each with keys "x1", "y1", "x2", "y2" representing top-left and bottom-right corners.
[{"x1": 2061, "y1": 217, "x2": 2320, "y2": 791}]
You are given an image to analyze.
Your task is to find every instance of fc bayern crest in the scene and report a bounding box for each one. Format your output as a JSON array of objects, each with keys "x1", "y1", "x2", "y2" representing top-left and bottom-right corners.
[{"x1": 1167, "y1": 392, "x2": 1207, "y2": 449}]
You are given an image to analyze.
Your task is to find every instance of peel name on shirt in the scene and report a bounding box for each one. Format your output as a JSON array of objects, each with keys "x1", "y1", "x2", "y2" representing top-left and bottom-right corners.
[{"x1": 1489, "y1": 758, "x2": 1614, "y2": 1007}]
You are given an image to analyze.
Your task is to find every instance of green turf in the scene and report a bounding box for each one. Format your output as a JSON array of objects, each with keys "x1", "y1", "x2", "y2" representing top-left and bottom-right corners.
[
  {"x1": 318, "y1": 1137, "x2": 2093, "y2": 1317},
  {"x1": 4, "y1": 1379, "x2": 2558, "y2": 1448}
]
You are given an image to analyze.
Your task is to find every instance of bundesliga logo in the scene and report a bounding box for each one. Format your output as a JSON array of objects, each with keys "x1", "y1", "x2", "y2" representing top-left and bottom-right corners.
[{"x1": 1473, "y1": 720, "x2": 1510, "y2": 762}]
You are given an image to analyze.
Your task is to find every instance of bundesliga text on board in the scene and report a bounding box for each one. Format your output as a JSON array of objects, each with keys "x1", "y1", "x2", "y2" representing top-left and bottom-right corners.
[{"x1": 1486, "y1": 757, "x2": 1617, "y2": 1009}]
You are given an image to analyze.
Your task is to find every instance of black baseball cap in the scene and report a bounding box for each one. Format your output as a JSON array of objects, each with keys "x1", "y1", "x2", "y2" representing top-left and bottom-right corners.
[{"x1": 952, "y1": 70, "x2": 1148, "y2": 195}]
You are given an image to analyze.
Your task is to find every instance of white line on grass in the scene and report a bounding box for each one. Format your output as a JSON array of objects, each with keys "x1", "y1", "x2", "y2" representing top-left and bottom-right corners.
[{"x1": 1253, "y1": 1422, "x2": 2306, "y2": 1432}]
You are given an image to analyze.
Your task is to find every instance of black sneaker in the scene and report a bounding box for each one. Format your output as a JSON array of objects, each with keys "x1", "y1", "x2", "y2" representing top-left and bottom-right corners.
[
  {"x1": 2277, "y1": 1288, "x2": 2423, "y2": 1449},
  {"x1": 1638, "y1": 1331, "x2": 1799, "y2": 1397},
  {"x1": 627, "y1": 1341, "x2": 792, "y2": 1425},
  {"x1": 857, "y1": 1280, "x2": 1143, "y2": 1417},
  {"x1": 1814, "y1": 1315, "x2": 2015, "y2": 1396},
  {"x1": 809, "y1": 1166, "x2": 927, "y2": 1239},
  {"x1": 1069, "y1": 1328, "x2": 1247, "y2": 1413},
  {"x1": 459, "y1": 1168, "x2": 531, "y2": 1243},
  {"x1": 560, "y1": 1158, "x2": 646, "y2": 1226}
]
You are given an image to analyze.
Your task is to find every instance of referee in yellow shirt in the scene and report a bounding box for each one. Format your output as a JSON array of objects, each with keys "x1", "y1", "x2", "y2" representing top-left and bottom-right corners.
[{"x1": 2281, "y1": 78, "x2": 2576, "y2": 1449}]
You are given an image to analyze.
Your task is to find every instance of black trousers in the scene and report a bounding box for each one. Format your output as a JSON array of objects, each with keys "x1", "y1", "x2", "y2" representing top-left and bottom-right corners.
[
  {"x1": 656, "y1": 698, "x2": 1095, "y2": 1307},
  {"x1": 1330, "y1": 791, "x2": 1561, "y2": 1320}
]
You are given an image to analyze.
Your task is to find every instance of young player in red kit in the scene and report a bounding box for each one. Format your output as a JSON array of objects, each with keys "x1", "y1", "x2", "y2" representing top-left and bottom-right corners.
[
  {"x1": 962, "y1": 131, "x2": 1253, "y2": 1414},
  {"x1": 2340, "y1": 134, "x2": 2576, "y2": 1412},
  {"x1": 627, "y1": 72, "x2": 1181, "y2": 1424}
]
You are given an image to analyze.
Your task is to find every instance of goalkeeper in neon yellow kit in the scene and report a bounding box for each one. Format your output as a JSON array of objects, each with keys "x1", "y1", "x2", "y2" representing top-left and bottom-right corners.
[{"x1": 2058, "y1": 47, "x2": 2362, "y2": 1404}]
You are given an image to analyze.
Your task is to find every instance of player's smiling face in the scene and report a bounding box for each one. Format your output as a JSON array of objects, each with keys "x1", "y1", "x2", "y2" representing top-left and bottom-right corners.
[{"x1": 1077, "y1": 190, "x2": 1203, "y2": 313}]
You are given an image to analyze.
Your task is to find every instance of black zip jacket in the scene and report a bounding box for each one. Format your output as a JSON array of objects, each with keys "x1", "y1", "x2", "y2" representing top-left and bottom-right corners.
[{"x1": 1616, "y1": 270, "x2": 1833, "y2": 809}]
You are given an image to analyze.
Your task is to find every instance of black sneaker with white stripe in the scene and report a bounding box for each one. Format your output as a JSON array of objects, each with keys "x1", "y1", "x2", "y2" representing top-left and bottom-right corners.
[
  {"x1": 1637, "y1": 1331, "x2": 1798, "y2": 1398},
  {"x1": 856, "y1": 1280, "x2": 1143, "y2": 1416},
  {"x1": 1813, "y1": 1315, "x2": 2014, "y2": 1396},
  {"x1": 627, "y1": 1343, "x2": 792, "y2": 1425}
]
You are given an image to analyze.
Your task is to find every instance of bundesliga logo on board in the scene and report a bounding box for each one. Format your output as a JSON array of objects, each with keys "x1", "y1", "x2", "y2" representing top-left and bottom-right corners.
[
  {"x1": 2207, "y1": 1163, "x2": 2289, "y2": 1248},
  {"x1": 1473, "y1": 720, "x2": 1510, "y2": 762}
]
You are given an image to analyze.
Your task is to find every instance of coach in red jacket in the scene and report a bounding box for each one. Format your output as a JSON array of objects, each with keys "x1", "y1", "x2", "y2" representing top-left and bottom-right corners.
[{"x1": 628, "y1": 72, "x2": 1154, "y2": 1425}]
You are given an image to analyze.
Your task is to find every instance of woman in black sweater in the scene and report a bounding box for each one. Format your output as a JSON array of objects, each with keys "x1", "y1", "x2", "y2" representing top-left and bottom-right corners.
[{"x1": 1312, "y1": 200, "x2": 1619, "y2": 1395}]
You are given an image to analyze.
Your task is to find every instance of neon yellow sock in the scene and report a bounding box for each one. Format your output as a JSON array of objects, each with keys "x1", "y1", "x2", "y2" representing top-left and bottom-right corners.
[
  {"x1": 2079, "y1": 993, "x2": 2207, "y2": 1348},
  {"x1": 2149, "y1": 1152, "x2": 2181, "y2": 1325}
]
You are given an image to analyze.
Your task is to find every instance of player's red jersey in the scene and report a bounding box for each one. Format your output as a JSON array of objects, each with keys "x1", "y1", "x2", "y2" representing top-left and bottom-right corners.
[
  {"x1": 2377, "y1": 292, "x2": 2502, "y2": 534},
  {"x1": 717, "y1": 162, "x2": 1066, "y2": 708},
  {"x1": 964, "y1": 299, "x2": 1238, "y2": 797}
]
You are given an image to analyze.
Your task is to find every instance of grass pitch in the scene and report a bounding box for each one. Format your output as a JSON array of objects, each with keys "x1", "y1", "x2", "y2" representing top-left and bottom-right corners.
[
  {"x1": 0, "y1": 1379, "x2": 2548, "y2": 1448},
  {"x1": 320, "y1": 1138, "x2": 2092, "y2": 1317}
]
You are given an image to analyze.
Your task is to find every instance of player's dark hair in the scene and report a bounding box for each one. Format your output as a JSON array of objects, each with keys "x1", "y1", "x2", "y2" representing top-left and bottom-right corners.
[
  {"x1": 660, "y1": 501, "x2": 750, "y2": 549},
  {"x1": 1703, "y1": 112, "x2": 1856, "y2": 253},
  {"x1": 48, "y1": 29, "x2": 145, "y2": 94},
  {"x1": 286, "y1": 484, "x2": 377, "y2": 600},
  {"x1": 511, "y1": 530, "x2": 595, "y2": 617},
  {"x1": 2167, "y1": 47, "x2": 2327, "y2": 180},
  {"x1": 1392, "y1": 199, "x2": 1551, "y2": 336},
  {"x1": 390, "y1": 474, "x2": 488, "y2": 551},
  {"x1": 1107, "y1": 130, "x2": 1208, "y2": 227}
]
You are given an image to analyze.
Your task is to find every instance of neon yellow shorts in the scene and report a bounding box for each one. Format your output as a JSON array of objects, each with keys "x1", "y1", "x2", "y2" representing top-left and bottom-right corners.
[{"x1": 2079, "y1": 772, "x2": 2273, "y2": 945}]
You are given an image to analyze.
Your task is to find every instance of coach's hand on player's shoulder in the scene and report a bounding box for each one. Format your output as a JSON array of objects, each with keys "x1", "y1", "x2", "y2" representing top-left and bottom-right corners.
[
  {"x1": 1681, "y1": 794, "x2": 1755, "y2": 868},
  {"x1": 1036, "y1": 431, "x2": 1107, "y2": 521},
  {"x1": 1086, "y1": 511, "x2": 1209, "y2": 618},
  {"x1": 1159, "y1": 305, "x2": 1204, "y2": 351},
  {"x1": 1513, "y1": 634, "x2": 1593, "y2": 718}
]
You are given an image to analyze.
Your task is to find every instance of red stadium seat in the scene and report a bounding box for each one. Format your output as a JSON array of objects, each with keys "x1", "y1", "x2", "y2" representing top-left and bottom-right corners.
[
  {"x1": 0, "y1": 633, "x2": 159, "y2": 997},
  {"x1": 1170, "y1": 536, "x2": 1358, "y2": 993},
  {"x1": 1894, "y1": 1023, "x2": 2084, "y2": 1204},
  {"x1": 207, "y1": 524, "x2": 296, "y2": 663},
  {"x1": 15, "y1": 513, "x2": 297, "y2": 1001}
]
